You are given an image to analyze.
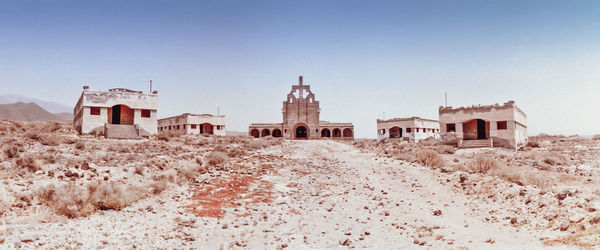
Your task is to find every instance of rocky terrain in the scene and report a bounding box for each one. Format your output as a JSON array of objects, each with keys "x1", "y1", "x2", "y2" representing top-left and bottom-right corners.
[{"x1": 0, "y1": 120, "x2": 599, "y2": 248}]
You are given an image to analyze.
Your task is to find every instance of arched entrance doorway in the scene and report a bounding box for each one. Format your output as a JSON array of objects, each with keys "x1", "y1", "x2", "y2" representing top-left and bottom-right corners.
[
  {"x1": 200, "y1": 123, "x2": 214, "y2": 135},
  {"x1": 332, "y1": 128, "x2": 341, "y2": 138},
  {"x1": 462, "y1": 119, "x2": 488, "y2": 140},
  {"x1": 343, "y1": 128, "x2": 353, "y2": 138},
  {"x1": 272, "y1": 129, "x2": 282, "y2": 137},
  {"x1": 109, "y1": 105, "x2": 134, "y2": 125},
  {"x1": 250, "y1": 129, "x2": 259, "y2": 138},
  {"x1": 389, "y1": 127, "x2": 402, "y2": 138},
  {"x1": 261, "y1": 129, "x2": 271, "y2": 137},
  {"x1": 295, "y1": 126, "x2": 307, "y2": 139},
  {"x1": 321, "y1": 128, "x2": 331, "y2": 137}
]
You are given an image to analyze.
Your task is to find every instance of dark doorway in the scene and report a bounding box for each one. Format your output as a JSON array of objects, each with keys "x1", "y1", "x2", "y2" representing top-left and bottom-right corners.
[
  {"x1": 250, "y1": 129, "x2": 259, "y2": 138},
  {"x1": 477, "y1": 119, "x2": 486, "y2": 139},
  {"x1": 321, "y1": 128, "x2": 331, "y2": 137},
  {"x1": 272, "y1": 129, "x2": 282, "y2": 137},
  {"x1": 112, "y1": 105, "x2": 121, "y2": 124},
  {"x1": 296, "y1": 126, "x2": 307, "y2": 138},
  {"x1": 389, "y1": 127, "x2": 402, "y2": 138}
]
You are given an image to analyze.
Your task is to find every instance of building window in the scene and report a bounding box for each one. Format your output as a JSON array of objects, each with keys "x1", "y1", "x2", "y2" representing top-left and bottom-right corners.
[
  {"x1": 407, "y1": 128, "x2": 412, "y2": 133},
  {"x1": 176, "y1": 125, "x2": 180, "y2": 130},
  {"x1": 497, "y1": 121, "x2": 508, "y2": 130},
  {"x1": 416, "y1": 128, "x2": 419, "y2": 133},
  {"x1": 141, "y1": 109, "x2": 151, "y2": 118},
  {"x1": 183, "y1": 124, "x2": 186, "y2": 129},
  {"x1": 90, "y1": 107, "x2": 101, "y2": 115},
  {"x1": 446, "y1": 123, "x2": 456, "y2": 132},
  {"x1": 191, "y1": 124, "x2": 197, "y2": 129}
]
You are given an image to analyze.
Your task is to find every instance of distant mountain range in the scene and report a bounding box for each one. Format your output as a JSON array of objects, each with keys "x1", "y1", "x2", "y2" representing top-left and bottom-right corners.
[
  {"x1": 0, "y1": 94, "x2": 73, "y2": 122},
  {"x1": 0, "y1": 94, "x2": 72, "y2": 113}
]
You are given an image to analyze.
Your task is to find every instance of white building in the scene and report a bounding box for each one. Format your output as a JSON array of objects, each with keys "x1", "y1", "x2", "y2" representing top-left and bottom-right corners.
[
  {"x1": 377, "y1": 117, "x2": 440, "y2": 142},
  {"x1": 74, "y1": 86, "x2": 158, "y2": 138},
  {"x1": 158, "y1": 113, "x2": 226, "y2": 136},
  {"x1": 439, "y1": 101, "x2": 527, "y2": 149}
]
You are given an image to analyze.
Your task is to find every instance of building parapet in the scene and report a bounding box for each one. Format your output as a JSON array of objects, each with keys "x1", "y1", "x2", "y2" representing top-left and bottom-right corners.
[{"x1": 439, "y1": 100, "x2": 526, "y2": 118}]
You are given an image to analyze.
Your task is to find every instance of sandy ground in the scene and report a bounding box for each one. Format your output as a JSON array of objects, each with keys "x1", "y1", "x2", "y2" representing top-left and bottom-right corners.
[{"x1": 0, "y1": 139, "x2": 573, "y2": 249}]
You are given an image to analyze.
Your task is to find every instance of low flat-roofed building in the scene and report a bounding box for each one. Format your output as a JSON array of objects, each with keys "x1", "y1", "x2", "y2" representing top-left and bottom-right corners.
[
  {"x1": 439, "y1": 100, "x2": 527, "y2": 149},
  {"x1": 158, "y1": 113, "x2": 226, "y2": 136},
  {"x1": 74, "y1": 86, "x2": 158, "y2": 138},
  {"x1": 377, "y1": 117, "x2": 440, "y2": 142}
]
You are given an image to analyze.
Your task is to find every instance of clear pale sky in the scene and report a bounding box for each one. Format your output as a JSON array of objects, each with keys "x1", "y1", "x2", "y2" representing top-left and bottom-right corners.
[{"x1": 1, "y1": 0, "x2": 599, "y2": 137}]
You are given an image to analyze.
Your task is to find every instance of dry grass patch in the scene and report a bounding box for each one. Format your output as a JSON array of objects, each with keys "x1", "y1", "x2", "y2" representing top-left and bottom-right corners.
[
  {"x1": 414, "y1": 149, "x2": 445, "y2": 168},
  {"x1": 468, "y1": 156, "x2": 499, "y2": 174},
  {"x1": 36, "y1": 181, "x2": 147, "y2": 218}
]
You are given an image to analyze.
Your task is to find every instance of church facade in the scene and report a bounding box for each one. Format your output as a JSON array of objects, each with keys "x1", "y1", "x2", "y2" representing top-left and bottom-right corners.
[{"x1": 249, "y1": 76, "x2": 354, "y2": 140}]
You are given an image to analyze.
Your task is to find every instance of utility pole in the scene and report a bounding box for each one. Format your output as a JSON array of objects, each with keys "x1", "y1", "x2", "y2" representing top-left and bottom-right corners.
[
  {"x1": 218, "y1": 107, "x2": 220, "y2": 116},
  {"x1": 149, "y1": 80, "x2": 153, "y2": 93},
  {"x1": 445, "y1": 92, "x2": 448, "y2": 107}
]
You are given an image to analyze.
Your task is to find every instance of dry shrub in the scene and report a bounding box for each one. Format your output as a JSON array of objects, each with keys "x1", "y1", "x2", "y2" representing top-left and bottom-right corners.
[
  {"x1": 468, "y1": 156, "x2": 499, "y2": 174},
  {"x1": 203, "y1": 151, "x2": 229, "y2": 168},
  {"x1": 75, "y1": 141, "x2": 85, "y2": 150},
  {"x1": 157, "y1": 132, "x2": 177, "y2": 142},
  {"x1": 4, "y1": 144, "x2": 23, "y2": 159},
  {"x1": 526, "y1": 140, "x2": 540, "y2": 148},
  {"x1": 134, "y1": 165, "x2": 145, "y2": 176},
  {"x1": 26, "y1": 132, "x2": 42, "y2": 141},
  {"x1": 226, "y1": 146, "x2": 246, "y2": 158},
  {"x1": 414, "y1": 150, "x2": 445, "y2": 168},
  {"x1": 37, "y1": 181, "x2": 147, "y2": 218},
  {"x1": 246, "y1": 140, "x2": 268, "y2": 150},
  {"x1": 150, "y1": 180, "x2": 168, "y2": 195},
  {"x1": 436, "y1": 145, "x2": 456, "y2": 154},
  {"x1": 41, "y1": 135, "x2": 61, "y2": 146},
  {"x1": 16, "y1": 154, "x2": 43, "y2": 172}
]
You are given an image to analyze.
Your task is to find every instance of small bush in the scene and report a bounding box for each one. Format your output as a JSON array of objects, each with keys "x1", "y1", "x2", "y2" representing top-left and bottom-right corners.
[
  {"x1": 436, "y1": 145, "x2": 456, "y2": 154},
  {"x1": 203, "y1": 151, "x2": 229, "y2": 168},
  {"x1": 4, "y1": 145, "x2": 23, "y2": 158},
  {"x1": 16, "y1": 154, "x2": 43, "y2": 172},
  {"x1": 75, "y1": 141, "x2": 85, "y2": 150},
  {"x1": 41, "y1": 135, "x2": 60, "y2": 146},
  {"x1": 526, "y1": 140, "x2": 540, "y2": 148},
  {"x1": 26, "y1": 132, "x2": 42, "y2": 141},
  {"x1": 150, "y1": 180, "x2": 168, "y2": 195},
  {"x1": 468, "y1": 156, "x2": 499, "y2": 174},
  {"x1": 414, "y1": 150, "x2": 445, "y2": 168}
]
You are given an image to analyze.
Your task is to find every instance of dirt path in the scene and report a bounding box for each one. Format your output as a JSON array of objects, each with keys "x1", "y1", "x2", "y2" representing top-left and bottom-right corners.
[{"x1": 2, "y1": 140, "x2": 559, "y2": 249}]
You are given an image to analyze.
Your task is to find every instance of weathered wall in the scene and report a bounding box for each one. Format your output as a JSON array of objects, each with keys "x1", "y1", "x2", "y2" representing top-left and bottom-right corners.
[{"x1": 158, "y1": 114, "x2": 226, "y2": 136}]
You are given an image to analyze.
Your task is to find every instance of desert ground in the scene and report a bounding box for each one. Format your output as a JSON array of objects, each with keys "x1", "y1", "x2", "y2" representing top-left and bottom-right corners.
[{"x1": 1, "y1": 121, "x2": 600, "y2": 248}]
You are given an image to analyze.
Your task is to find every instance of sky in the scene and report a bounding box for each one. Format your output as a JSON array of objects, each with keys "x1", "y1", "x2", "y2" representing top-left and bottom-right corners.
[{"x1": 1, "y1": 0, "x2": 599, "y2": 138}]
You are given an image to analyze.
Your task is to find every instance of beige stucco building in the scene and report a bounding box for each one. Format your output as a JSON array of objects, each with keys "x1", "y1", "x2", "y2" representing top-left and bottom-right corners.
[
  {"x1": 74, "y1": 86, "x2": 158, "y2": 138},
  {"x1": 249, "y1": 76, "x2": 354, "y2": 140},
  {"x1": 439, "y1": 101, "x2": 527, "y2": 149},
  {"x1": 158, "y1": 113, "x2": 226, "y2": 136},
  {"x1": 377, "y1": 117, "x2": 440, "y2": 142}
]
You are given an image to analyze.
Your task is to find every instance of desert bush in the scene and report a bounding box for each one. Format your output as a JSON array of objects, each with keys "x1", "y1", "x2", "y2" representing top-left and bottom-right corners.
[
  {"x1": 25, "y1": 132, "x2": 42, "y2": 141},
  {"x1": 246, "y1": 140, "x2": 268, "y2": 150},
  {"x1": 414, "y1": 150, "x2": 445, "y2": 168},
  {"x1": 226, "y1": 146, "x2": 246, "y2": 158},
  {"x1": 41, "y1": 135, "x2": 61, "y2": 146},
  {"x1": 150, "y1": 180, "x2": 168, "y2": 195},
  {"x1": 436, "y1": 145, "x2": 456, "y2": 154},
  {"x1": 526, "y1": 140, "x2": 540, "y2": 148},
  {"x1": 37, "y1": 181, "x2": 147, "y2": 218},
  {"x1": 4, "y1": 144, "x2": 23, "y2": 159},
  {"x1": 468, "y1": 156, "x2": 500, "y2": 174},
  {"x1": 203, "y1": 151, "x2": 229, "y2": 168},
  {"x1": 75, "y1": 141, "x2": 85, "y2": 150},
  {"x1": 157, "y1": 132, "x2": 177, "y2": 142},
  {"x1": 134, "y1": 165, "x2": 145, "y2": 176},
  {"x1": 16, "y1": 154, "x2": 43, "y2": 172}
]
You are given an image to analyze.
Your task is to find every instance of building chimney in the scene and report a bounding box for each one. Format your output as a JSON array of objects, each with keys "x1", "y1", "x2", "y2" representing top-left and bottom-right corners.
[
  {"x1": 299, "y1": 76, "x2": 303, "y2": 86},
  {"x1": 83, "y1": 85, "x2": 89, "y2": 90}
]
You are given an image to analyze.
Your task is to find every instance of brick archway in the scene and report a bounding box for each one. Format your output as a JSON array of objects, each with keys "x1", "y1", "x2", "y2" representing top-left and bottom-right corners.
[{"x1": 293, "y1": 123, "x2": 310, "y2": 139}]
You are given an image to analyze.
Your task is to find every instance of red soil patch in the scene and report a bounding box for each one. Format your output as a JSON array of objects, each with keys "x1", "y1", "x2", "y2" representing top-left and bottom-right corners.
[{"x1": 185, "y1": 174, "x2": 273, "y2": 218}]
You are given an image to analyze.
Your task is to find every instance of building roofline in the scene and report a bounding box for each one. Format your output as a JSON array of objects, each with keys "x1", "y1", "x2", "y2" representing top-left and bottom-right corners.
[
  {"x1": 158, "y1": 113, "x2": 225, "y2": 122},
  {"x1": 377, "y1": 116, "x2": 438, "y2": 123},
  {"x1": 439, "y1": 100, "x2": 527, "y2": 117}
]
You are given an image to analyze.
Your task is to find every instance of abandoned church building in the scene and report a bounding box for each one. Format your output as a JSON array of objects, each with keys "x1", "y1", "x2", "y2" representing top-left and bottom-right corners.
[
  {"x1": 377, "y1": 117, "x2": 440, "y2": 142},
  {"x1": 74, "y1": 86, "x2": 158, "y2": 138},
  {"x1": 158, "y1": 113, "x2": 226, "y2": 136},
  {"x1": 439, "y1": 100, "x2": 527, "y2": 149},
  {"x1": 249, "y1": 76, "x2": 354, "y2": 140}
]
